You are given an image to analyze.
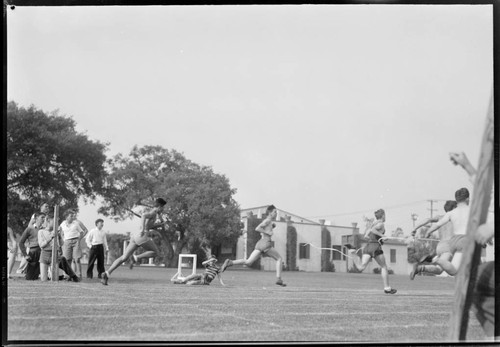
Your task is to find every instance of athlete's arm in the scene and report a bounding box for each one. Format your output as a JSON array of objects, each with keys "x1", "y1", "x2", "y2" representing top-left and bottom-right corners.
[
  {"x1": 411, "y1": 217, "x2": 439, "y2": 236},
  {"x1": 425, "y1": 213, "x2": 450, "y2": 238},
  {"x1": 255, "y1": 219, "x2": 273, "y2": 235},
  {"x1": 366, "y1": 222, "x2": 385, "y2": 238},
  {"x1": 140, "y1": 210, "x2": 156, "y2": 232}
]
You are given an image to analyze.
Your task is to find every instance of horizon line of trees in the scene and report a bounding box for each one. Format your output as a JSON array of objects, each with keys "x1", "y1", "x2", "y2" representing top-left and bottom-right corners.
[{"x1": 7, "y1": 101, "x2": 243, "y2": 267}]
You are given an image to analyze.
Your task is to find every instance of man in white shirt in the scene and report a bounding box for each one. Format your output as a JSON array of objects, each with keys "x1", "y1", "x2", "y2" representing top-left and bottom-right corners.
[
  {"x1": 85, "y1": 218, "x2": 109, "y2": 279},
  {"x1": 423, "y1": 187, "x2": 471, "y2": 276},
  {"x1": 60, "y1": 209, "x2": 88, "y2": 280}
]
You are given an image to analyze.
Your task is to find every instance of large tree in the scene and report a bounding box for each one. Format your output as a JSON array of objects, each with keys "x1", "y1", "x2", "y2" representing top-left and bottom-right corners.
[
  {"x1": 7, "y1": 101, "x2": 108, "y2": 232},
  {"x1": 99, "y1": 145, "x2": 242, "y2": 267}
]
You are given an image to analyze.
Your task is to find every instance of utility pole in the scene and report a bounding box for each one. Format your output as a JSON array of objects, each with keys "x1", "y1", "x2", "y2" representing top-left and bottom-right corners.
[
  {"x1": 428, "y1": 199, "x2": 438, "y2": 219},
  {"x1": 411, "y1": 213, "x2": 418, "y2": 228}
]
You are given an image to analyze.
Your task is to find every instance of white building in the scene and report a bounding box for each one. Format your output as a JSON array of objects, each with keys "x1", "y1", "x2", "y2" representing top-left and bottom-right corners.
[{"x1": 224, "y1": 206, "x2": 410, "y2": 275}]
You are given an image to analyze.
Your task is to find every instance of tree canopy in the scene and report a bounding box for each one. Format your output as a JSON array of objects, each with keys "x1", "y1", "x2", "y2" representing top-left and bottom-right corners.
[
  {"x1": 99, "y1": 145, "x2": 242, "y2": 266},
  {"x1": 7, "y1": 101, "x2": 108, "y2": 232}
]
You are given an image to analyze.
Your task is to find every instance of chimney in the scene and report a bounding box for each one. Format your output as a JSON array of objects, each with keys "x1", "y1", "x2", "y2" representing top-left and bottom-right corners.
[{"x1": 352, "y1": 222, "x2": 359, "y2": 234}]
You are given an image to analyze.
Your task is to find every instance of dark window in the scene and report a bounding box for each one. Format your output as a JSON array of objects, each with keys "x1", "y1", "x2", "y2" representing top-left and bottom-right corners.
[
  {"x1": 390, "y1": 249, "x2": 396, "y2": 263},
  {"x1": 299, "y1": 243, "x2": 310, "y2": 259},
  {"x1": 331, "y1": 245, "x2": 343, "y2": 260}
]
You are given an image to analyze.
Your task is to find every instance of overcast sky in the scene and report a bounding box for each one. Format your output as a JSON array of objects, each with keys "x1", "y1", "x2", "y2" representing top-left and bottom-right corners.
[{"x1": 7, "y1": 4, "x2": 493, "y2": 235}]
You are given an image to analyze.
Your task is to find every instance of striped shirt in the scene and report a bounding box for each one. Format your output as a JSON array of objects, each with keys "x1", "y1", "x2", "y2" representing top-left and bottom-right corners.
[{"x1": 204, "y1": 262, "x2": 221, "y2": 284}]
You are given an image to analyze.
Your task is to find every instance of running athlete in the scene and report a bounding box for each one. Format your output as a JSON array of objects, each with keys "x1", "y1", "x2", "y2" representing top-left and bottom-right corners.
[
  {"x1": 220, "y1": 204, "x2": 286, "y2": 287},
  {"x1": 419, "y1": 188, "x2": 471, "y2": 276},
  {"x1": 409, "y1": 200, "x2": 457, "y2": 279},
  {"x1": 101, "y1": 198, "x2": 167, "y2": 285},
  {"x1": 346, "y1": 209, "x2": 397, "y2": 294}
]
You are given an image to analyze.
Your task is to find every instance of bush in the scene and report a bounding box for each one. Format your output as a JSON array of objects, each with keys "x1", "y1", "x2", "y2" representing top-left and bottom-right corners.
[{"x1": 324, "y1": 261, "x2": 335, "y2": 272}]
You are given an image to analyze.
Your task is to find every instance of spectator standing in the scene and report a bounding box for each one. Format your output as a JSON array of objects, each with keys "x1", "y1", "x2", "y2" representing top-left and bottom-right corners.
[
  {"x1": 18, "y1": 213, "x2": 46, "y2": 280},
  {"x1": 85, "y1": 219, "x2": 109, "y2": 279}
]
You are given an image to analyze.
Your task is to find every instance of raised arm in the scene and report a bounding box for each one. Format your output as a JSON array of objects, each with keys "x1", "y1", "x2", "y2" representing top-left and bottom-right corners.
[
  {"x1": 449, "y1": 152, "x2": 477, "y2": 179},
  {"x1": 424, "y1": 213, "x2": 451, "y2": 238},
  {"x1": 411, "y1": 216, "x2": 440, "y2": 236}
]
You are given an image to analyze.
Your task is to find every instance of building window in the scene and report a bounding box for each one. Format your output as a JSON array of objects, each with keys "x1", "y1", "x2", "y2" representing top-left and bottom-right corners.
[
  {"x1": 390, "y1": 249, "x2": 396, "y2": 263},
  {"x1": 299, "y1": 243, "x2": 310, "y2": 259},
  {"x1": 331, "y1": 245, "x2": 343, "y2": 260}
]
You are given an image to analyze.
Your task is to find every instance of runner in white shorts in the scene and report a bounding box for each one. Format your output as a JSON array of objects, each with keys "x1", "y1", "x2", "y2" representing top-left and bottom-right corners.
[
  {"x1": 409, "y1": 200, "x2": 457, "y2": 279},
  {"x1": 220, "y1": 204, "x2": 286, "y2": 287},
  {"x1": 101, "y1": 198, "x2": 167, "y2": 285}
]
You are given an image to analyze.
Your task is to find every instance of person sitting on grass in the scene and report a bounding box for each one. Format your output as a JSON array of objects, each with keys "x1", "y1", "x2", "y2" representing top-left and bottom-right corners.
[{"x1": 171, "y1": 255, "x2": 224, "y2": 286}]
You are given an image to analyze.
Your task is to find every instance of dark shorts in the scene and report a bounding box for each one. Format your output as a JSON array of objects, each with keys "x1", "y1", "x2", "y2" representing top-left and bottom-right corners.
[
  {"x1": 255, "y1": 239, "x2": 272, "y2": 254},
  {"x1": 362, "y1": 242, "x2": 384, "y2": 258}
]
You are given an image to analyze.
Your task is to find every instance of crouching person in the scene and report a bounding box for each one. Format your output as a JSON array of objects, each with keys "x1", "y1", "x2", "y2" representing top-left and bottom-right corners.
[{"x1": 38, "y1": 215, "x2": 80, "y2": 282}]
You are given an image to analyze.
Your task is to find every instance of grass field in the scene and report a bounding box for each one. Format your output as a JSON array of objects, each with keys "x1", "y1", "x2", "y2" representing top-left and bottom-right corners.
[{"x1": 6, "y1": 262, "x2": 493, "y2": 343}]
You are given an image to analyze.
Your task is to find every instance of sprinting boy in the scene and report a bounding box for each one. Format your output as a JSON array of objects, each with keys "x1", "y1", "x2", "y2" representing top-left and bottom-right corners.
[{"x1": 346, "y1": 209, "x2": 397, "y2": 294}]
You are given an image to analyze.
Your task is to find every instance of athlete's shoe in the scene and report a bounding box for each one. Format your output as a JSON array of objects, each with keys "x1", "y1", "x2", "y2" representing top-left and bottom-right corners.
[
  {"x1": 276, "y1": 279, "x2": 287, "y2": 287},
  {"x1": 409, "y1": 263, "x2": 420, "y2": 280},
  {"x1": 220, "y1": 259, "x2": 233, "y2": 273},
  {"x1": 129, "y1": 255, "x2": 137, "y2": 270},
  {"x1": 71, "y1": 275, "x2": 81, "y2": 283},
  {"x1": 384, "y1": 288, "x2": 397, "y2": 294},
  {"x1": 101, "y1": 272, "x2": 109, "y2": 286}
]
